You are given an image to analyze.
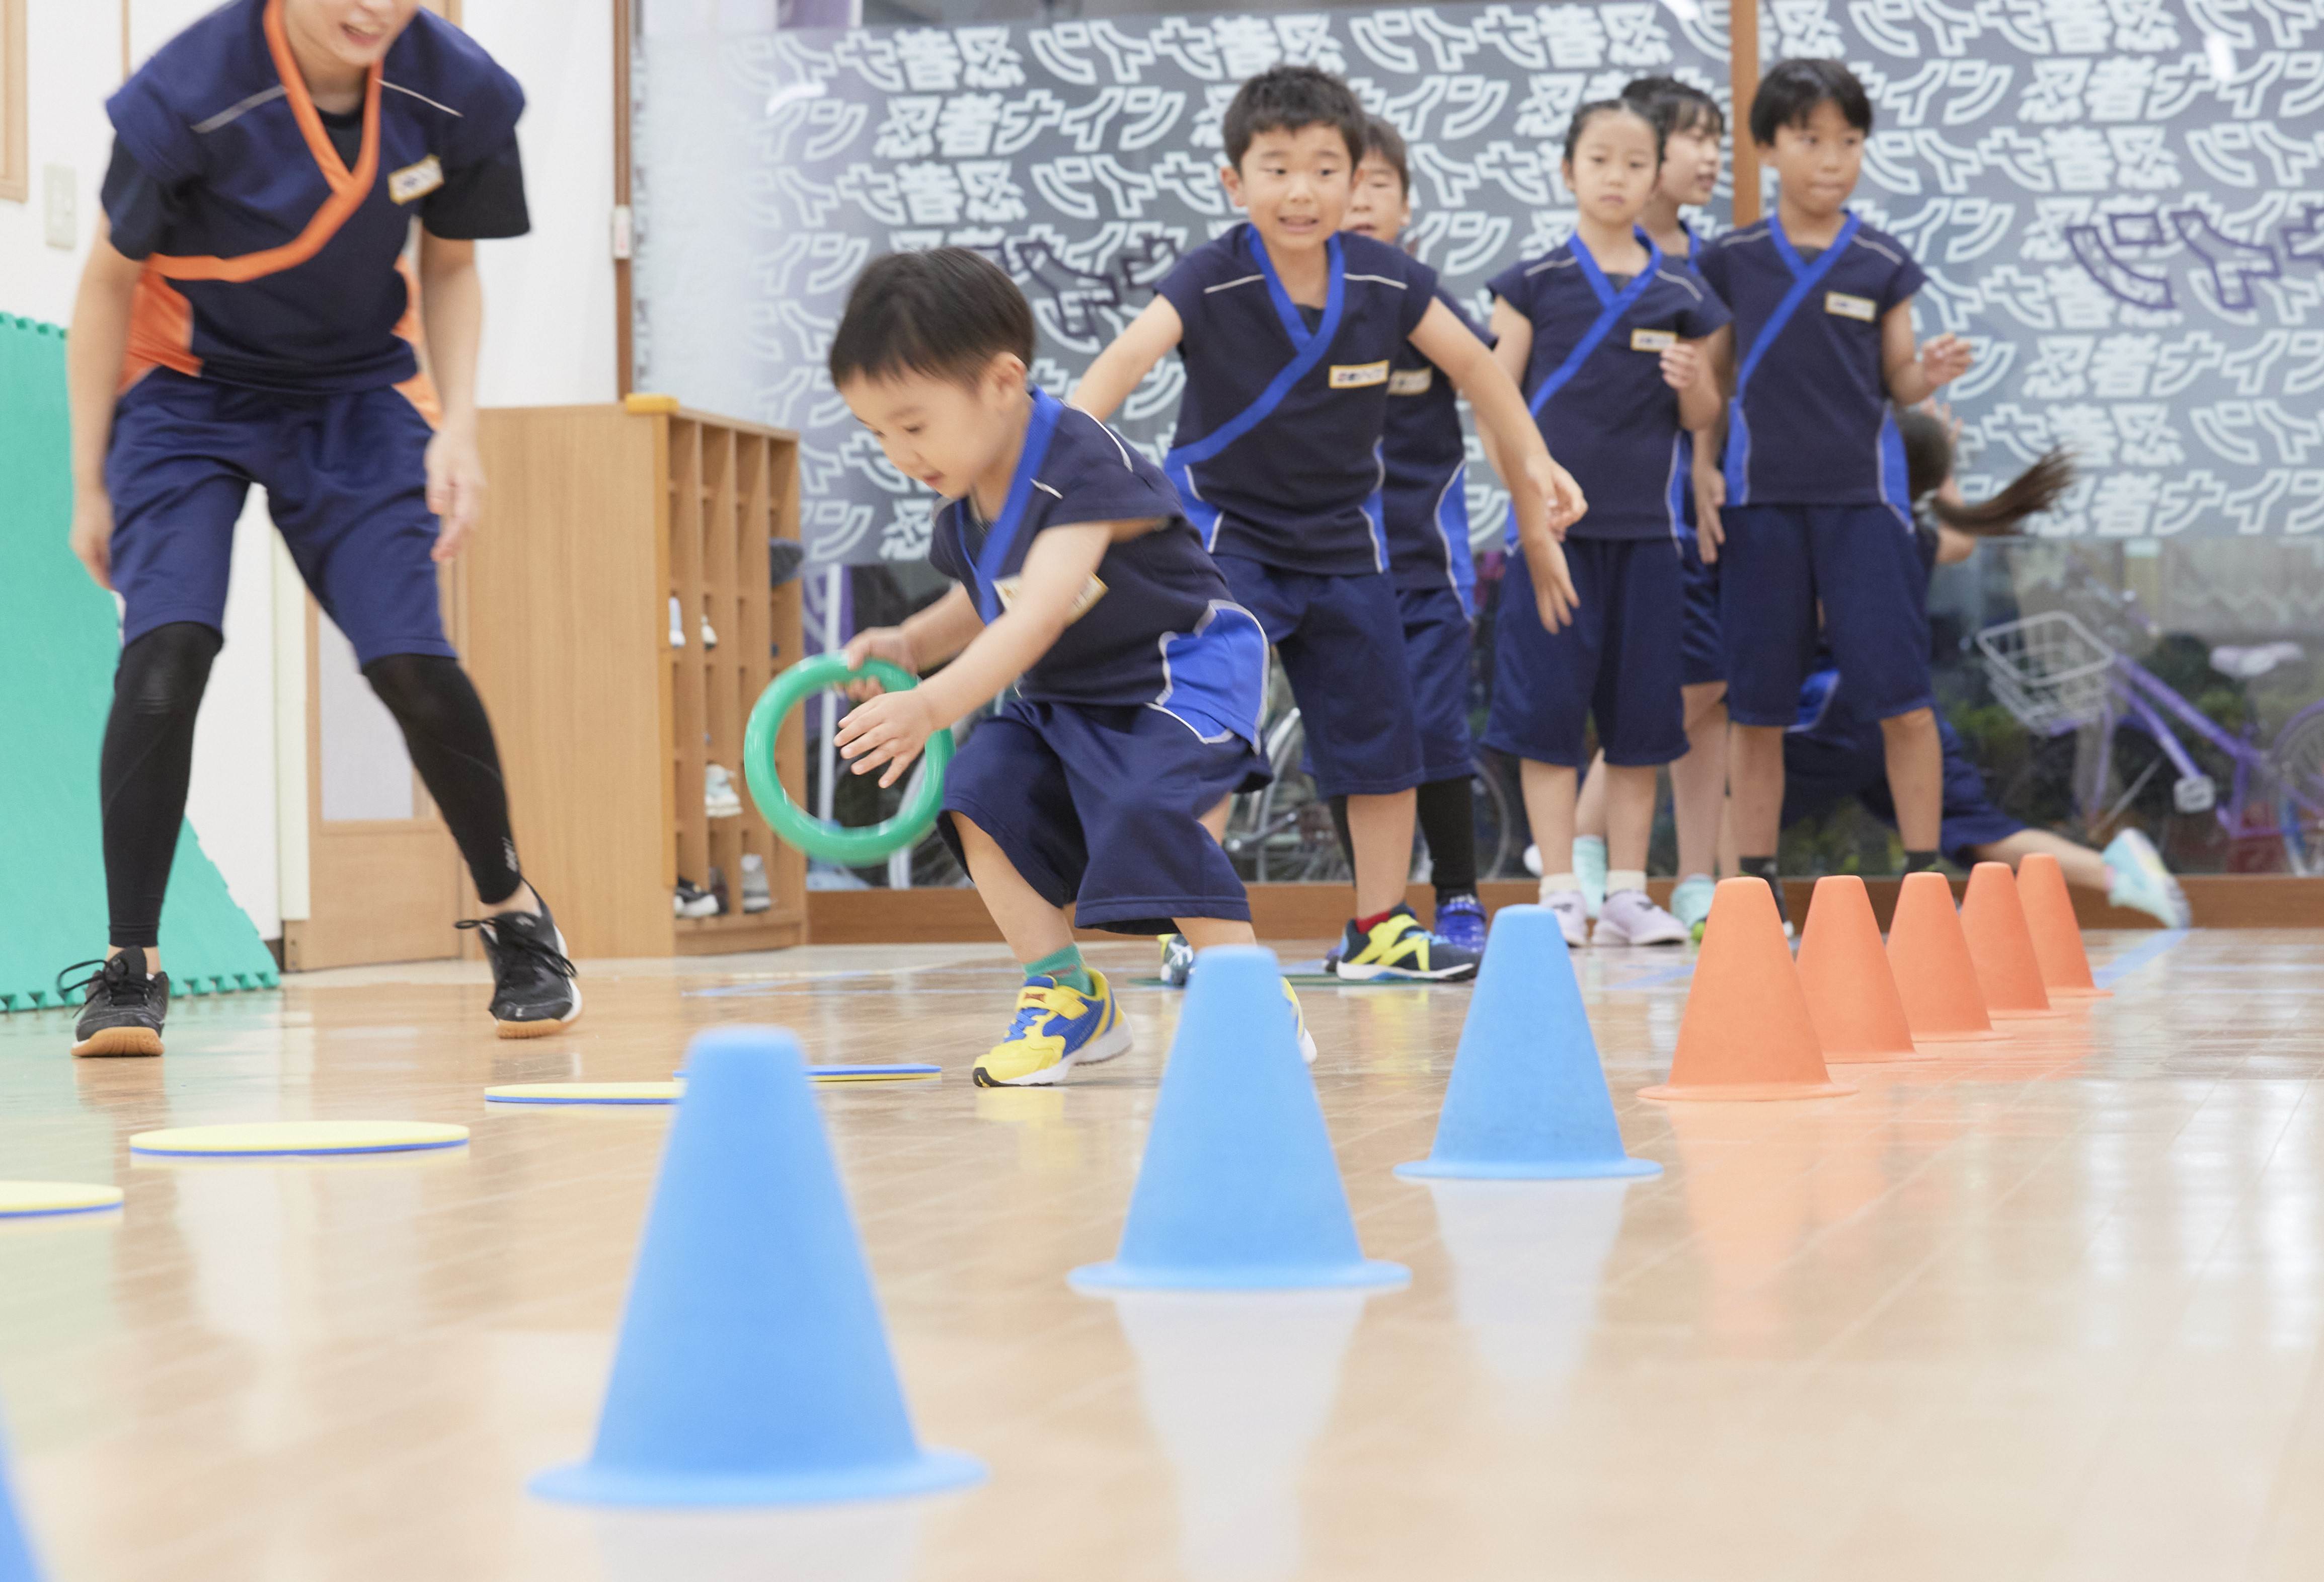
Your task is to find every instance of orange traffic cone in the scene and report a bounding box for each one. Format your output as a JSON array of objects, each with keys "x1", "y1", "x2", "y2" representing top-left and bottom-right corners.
[
  {"x1": 1796, "y1": 876, "x2": 1925, "y2": 1063},
  {"x1": 2017, "y1": 853, "x2": 2109, "y2": 999},
  {"x1": 1884, "y1": 872, "x2": 2003, "y2": 1043},
  {"x1": 1641, "y1": 879, "x2": 1853, "y2": 1102},
  {"x1": 1960, "y1": 862, "x2": 2066, "y2": 1019}
]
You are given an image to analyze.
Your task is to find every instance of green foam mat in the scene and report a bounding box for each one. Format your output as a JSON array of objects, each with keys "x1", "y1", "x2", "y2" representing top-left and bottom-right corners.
[{"x1": 0, "y1": 315, "x2": 279, "y2": 1012}]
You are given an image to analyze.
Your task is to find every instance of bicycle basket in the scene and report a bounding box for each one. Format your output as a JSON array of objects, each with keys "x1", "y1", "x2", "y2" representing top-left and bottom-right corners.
[{"x1": 1976, "y1": 611, "x2": 2116, "y2": 735}]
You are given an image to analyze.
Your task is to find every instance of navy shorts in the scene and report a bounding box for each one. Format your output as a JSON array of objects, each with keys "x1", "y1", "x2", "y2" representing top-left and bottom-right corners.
[
  {"x1": 1783, "y1": 717, "x2": 2025, "y2": 865},
  {"x1": 1718, "y1": 502, "x2": 1931, "y2": 729},
  {"x1": 107, "y1": 369, "x2": 451, "y2": 666},
  {"x1": 938, "y1": 698, "x2": 1271, "y2": 936},
  {"x1": 1485, "y1": 537, "x2": 1687, "y2": 768},
  {"x1": 1399, "y1": 584, "x2": 1476, "y2": 783},
  {"x1": 1679, "y1": 532, "x2": 1724, "y2": 689},
  {"x1": 1215, "y1": 554, "x2": 1423, "y2": 799}
]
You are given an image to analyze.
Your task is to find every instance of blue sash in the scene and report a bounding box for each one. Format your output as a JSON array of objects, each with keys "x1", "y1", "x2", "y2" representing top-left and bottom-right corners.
[
  {"x1": 955, "y1": 388, "x2": 1064, "y2": 622},
  {"x1": 1525, "y1": 230, "x2": 1665, "y2": 417},
  {"x1": 1165, "y1": 231, "x2": 1347, "y2": 548},
  {"x1": 1725, "y1": 211, "x2": 1863, "y2": 502}
]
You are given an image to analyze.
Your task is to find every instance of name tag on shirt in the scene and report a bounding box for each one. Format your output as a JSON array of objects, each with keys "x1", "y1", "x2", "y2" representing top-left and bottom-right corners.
[
  {"x1": 389, "y1": 156, "x2": 446, "y2": 205},
  {"x1": 1388, "y1": 367, "x2": 1434, "y2": 396},
  {"x1": 992, "y1": 573, "x2": 1108, "y2": 623},
  {"x1": 1824, "y1": 291, "x2": 1877, "y2": 322},
  {"x1": 1329, "y1": 360, "x2": 1390, "y2": 390},
  {"x1": 1630, "y1": 329, "x2": 1676, "y2": 352}
]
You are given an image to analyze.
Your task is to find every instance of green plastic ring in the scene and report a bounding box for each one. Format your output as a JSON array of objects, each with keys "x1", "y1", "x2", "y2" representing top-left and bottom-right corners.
[{"x1": 743, "y1": 653, "x2": 954, "y2": 866}]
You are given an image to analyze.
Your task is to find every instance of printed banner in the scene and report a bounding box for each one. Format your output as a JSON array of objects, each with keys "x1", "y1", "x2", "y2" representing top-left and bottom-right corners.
[{"x1": 634, "y1": 0, "x2": 2324, "y2": 563}]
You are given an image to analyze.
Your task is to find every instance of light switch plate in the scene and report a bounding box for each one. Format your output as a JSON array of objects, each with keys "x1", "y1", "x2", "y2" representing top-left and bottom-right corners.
[{"x1": 43, "y1": 165, "x2": 77, "y2": 250}]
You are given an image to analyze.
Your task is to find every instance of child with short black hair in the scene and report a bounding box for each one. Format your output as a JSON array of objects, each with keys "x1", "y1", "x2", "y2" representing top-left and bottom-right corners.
[
  {"x1": 830, "y1": 248, "x2": 1306, "y2": 1086},
  {"x1": 1695, "y1": 57, "x2": 1974, "y2": 926},
  {"x1": 1484, "y1": 99, "x2": 1730, "y2": 948},
  {"x1": 1076, "y1": 65, "x2": 1584, "y2": 982}
]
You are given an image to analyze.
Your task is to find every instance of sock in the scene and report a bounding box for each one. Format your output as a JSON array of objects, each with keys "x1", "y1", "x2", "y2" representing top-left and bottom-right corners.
[
  {"x1": 1353, "y1": 908, "x2": 1398, "y2": 935},
  {"x1": 1903, "y1": 848, "x2": 1943, "y2": 874},
  {"x1": 1573, "y1": 834, "x2": 1606, "y2": 867},
  {"x1": 1739, "y1": 855, "x2": 1787, "y2": 919},
  {"x1": 1538, "y1": 872, "x2": 1580, "y2": 900},
  {"x1": 1024, "y1": 945, "x2": 1094, "y2": 996},
  {"x1": 1607, "y1": 868, "x2": 1647, "y2": 897}
]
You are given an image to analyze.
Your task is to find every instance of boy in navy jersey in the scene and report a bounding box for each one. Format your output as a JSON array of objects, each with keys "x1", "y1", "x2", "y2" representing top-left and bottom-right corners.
[
  {"x1": 1485, "y1": 101, "x2": 1730, "y2": 948},
  {"x1": 828, "y1": 250, "x2": 1309, "y2": 1087},
  {"x1": 62, "y1": 0, "x2": 575, "y2": 1056},
  {"x1": 1694, "y1": 59, "x2": 1973, "y2": 924},
  {"x1": 1076, "y1": 66, "x2": 1583, "y2": 983}
]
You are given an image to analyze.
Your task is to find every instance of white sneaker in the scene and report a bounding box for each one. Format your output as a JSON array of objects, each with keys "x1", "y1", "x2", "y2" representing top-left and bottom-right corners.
[
  {"x1": 1542, "y1": 889, "x2": 1589, "y2": 948},
  {"x1": 1594, "y1": 888, "x2": 1689, "y2": 946},
  {"x1": 668, "y1": 595, "x2": 685, "y2": 649},
  {"x1": 705, "y1": 764, "x2": 743, "y2": 819},
  {"x1": 740, "y1": 853, "x2": 771, "y2": 914},
  {"x1": 2104, "y1": 828, "x2": 2189, "y2": 928},
  {"x1": 1573, "y1": 836, "x2": 1608, "y2": 919},
  {"x1": 702, "y1": 615, "x2": 719, "y2": 650},
  {"x1": 673, "y1": 879, "x2": 719, "y2": 918}
]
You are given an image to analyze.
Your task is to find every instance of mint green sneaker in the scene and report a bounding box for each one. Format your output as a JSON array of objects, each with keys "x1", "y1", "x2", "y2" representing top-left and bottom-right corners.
[
  {"x1": 2103, "y1": 830, "x2": 2190, "y2": 928},
  {"x1": 1573, "y1": 836, "x2": 1608, "y2": 919}
]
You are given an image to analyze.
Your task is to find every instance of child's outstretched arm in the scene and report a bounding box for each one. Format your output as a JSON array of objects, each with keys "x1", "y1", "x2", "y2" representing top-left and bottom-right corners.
[
  {"x1": 836, "y1": 520, "x2": 1141, "y2": 785},
  {"x1": 1882, "y1": 300, "x2": 1972, "y2": 407},
  {"x1": 1415, "y1": 299, "x2": 1581, "y2": 630},
  {"x1": 1071, "y1": 298, "x2": 1185, "y2": 421}
]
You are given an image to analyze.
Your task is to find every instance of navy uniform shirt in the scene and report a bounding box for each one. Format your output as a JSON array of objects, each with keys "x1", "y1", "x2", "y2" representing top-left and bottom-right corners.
[
  {"x1": 1155, "y1": 224, "x2": 1439, "y2": 577},
  {"x1": 1380, "y1": 285, "x2": 1490, "y2": 605},
  {"x1": 1696, "y1": 215, "x2": 1927, "y2": 510},
  {"x1": 927, "y1": 392, "x2": 1268, "y2": 746},
  {"x1": 102, "y1": 0, "x2": 526, "y2": 396},
  {"x1": 1489, "y1": 241, "x2": 1731, "y2": 541}
]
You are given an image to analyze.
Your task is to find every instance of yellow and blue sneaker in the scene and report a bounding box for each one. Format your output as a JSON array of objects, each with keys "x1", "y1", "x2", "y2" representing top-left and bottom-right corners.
[
  {"x1": 1334, "y1": 903, "x2": 1481, "y2": 982},
  {"x1": 1285, "y1": 980, "x2": 1318, "y2": 1065},
  {"x1": 1158, "y1": 933, "x2": 1196, "y2": 987},
  {"x1": 973, "y1": 970, "x2": 1132, "y2": 1087}
]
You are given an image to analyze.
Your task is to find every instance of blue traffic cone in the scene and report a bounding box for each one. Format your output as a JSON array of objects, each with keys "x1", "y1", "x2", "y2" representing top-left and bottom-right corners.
[
  {"x1": 530, "y1": 1026, "x2": 982, "y2": 1506},
  {"x1": 1396, "y1": 906, "x2": 1661, "y2": 1181},
  {"x1": 0, "y1": 1413, "x2": 42, "y2": 1582},
  {"x1": 1070, "y1": 946, "x2": 1406, "y2": 1292}
]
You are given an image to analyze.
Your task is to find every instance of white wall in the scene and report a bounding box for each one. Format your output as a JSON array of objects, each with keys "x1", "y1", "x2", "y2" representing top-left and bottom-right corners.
[{"x1": 2, "y1": 0, "x2": 620, "y2": 944}]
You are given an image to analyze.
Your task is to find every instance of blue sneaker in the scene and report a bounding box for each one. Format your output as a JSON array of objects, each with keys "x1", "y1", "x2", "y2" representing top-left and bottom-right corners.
[
  {"x1": 1434, "y1": 892, "x2": 1487, "y2": 954},
  {"x1": 974, "y1": 970, "x2": 1132, "y2": 1087},
  {"x1": 1573, "y1": 836, "x2": 1608, "y2": 919},
  {"x1": 2103, "y1": 830, "x2": 2190, "y2": 928}
]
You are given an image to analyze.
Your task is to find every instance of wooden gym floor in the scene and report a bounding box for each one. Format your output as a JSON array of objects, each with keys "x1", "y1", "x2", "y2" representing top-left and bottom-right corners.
[{"x1": 2, "y1": 928, "x2": 2320, "y2": 1580}]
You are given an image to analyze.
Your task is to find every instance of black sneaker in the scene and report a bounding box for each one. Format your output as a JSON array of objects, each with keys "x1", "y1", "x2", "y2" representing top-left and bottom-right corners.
[
  {"x1": 457, "y1": 898, "x2": 581, "y2": 1039},
  {"x1": 61, "y1": 951, "x2": 170, "y2": 1058}
]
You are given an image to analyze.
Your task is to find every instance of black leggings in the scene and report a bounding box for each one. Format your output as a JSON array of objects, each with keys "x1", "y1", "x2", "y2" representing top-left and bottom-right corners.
[
  {"x1": 1327, "y1": 775, "x2": 1479, "y2": 902},
  {"x1": 102, "y1": 623, "x2": 525, "y2": 948}
]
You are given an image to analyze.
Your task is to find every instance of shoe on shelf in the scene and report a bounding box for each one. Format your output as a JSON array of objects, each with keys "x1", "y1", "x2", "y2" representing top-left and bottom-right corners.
[
  {"x1": 674, "y1": 879, "x2": 719, "y2": 919},
  {"x1": 1541, "y1": 889, "x2": 1589, "y2": 947},
  {"x1": 702, "y1": 614, "x2": 718, "y2": 650},
  {"x1": 740, "y1": 853, "x2": 771, "y2": 914},
  {"x1": 974, "y1": 970, "x2": 1131, "y2": 1087},
  {"x1": 1670, "y1": 873, "x2": 1716, "y2": 943},
  {"x1": 1285, "y1": 979, "x2": 1318, "y2": 1066},
  {"x1": 62, "y1": 950, "x2": 169, "y2": 1058},
  {"x1": 2103, "y1": 828, "x2": 2191, "y2": 928},
  {"x1": 770, "y1": 538, "x2": 806, "y2": 588},
  {"x1": 1158, "y1": 933, "x2": 1195, "y2": 987},
  {"x1": 457, "y1": 897, "x2": 581, "y2": 1039},
  {"x1": 708, "y1": 866, "x2": 730, "y2": 916},
  {"x1": 1595, "y1": 888, "x2": 1689, "y2": 946},
  {"x1": 1434, "y1": 892, "x2": 1488, "y2": 953},
  {"x1": 1573, "y1": 835, "x2": 1608, "y2": 919},
  {"x1": 668, "y1": 595, "x2": 685, "y2": 649},
  {"x1": 1334, "y1": 903, "x2": 1480, "y2": 981},
  {"x1": 705, "y1": 763, "x2": 743, "y2": 819}
]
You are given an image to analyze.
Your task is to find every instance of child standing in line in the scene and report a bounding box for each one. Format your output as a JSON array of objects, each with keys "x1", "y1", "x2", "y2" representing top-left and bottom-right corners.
[
  {"x1": 60, "y1": 0, "x2": 577, "y2": 1056},
  {"x1": 1076, "y1": 66, "x2": 1583, "y2": 981},
  {"x1": 1565, "y1": 76, "x2": 1733, "y2": 941},
  {"x1": 829, "y1": 249, "x2": 1309, "y2": 1087},
  {"x1": 1483, "y1": 100, "x2": 1731, "y2": 948},
  {"x1": 1694, "y1": 58, "x2": 1973, "y2": 928}
]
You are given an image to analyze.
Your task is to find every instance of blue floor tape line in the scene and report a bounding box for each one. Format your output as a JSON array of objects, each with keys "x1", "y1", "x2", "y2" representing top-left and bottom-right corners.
[{"x1": 2093, "y1": 928, "x2": 2189, "y2": 988}]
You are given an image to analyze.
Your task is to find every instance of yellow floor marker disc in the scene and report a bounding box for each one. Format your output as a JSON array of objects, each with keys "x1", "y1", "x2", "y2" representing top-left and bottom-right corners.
[
  {"x1": 486, "y1": 1082, "x2": 682, "y2": 1105},
  {"x1": 128, "y1": 1122, "x2": 469, "y2": 1158},
  {"x1": 0, "y1": 1181, "x2": 125, "y2": 1219}
]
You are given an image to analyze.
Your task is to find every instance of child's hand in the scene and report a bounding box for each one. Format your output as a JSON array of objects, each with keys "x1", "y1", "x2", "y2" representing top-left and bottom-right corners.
[
  {"x1": 834, "y1": 688, "x2": 940, "y2": 789},
  {"x1": 840, "y1": 627, "x2": 916, "y2": 702},
  {"x1": 1528, "y1": 535, "x2": 1579, "y2": 633},
  {"x1": 1659, "y1": 340, "x2": 1706, "y2": 393},
  {"x1": 1692, "y1": 453, "x2": 1726, "y2": 562},
  {"x1": 1528, "y1": 455, "x2": 1588, "y2": 538},
  {"x1": 1917, "y1": 333, "x2": 1973, "y2": 391}
]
